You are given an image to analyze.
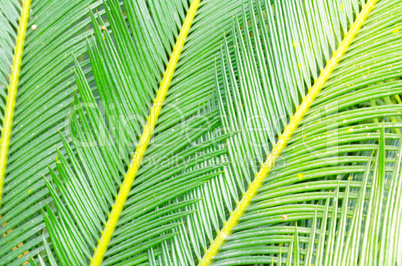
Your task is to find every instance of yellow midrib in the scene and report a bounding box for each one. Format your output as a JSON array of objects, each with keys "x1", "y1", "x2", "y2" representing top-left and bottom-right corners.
[
  {"x1": 198, "y1": 0, "x2": 378, "y2": 265},
  {"x1": 0, "y1": 0, "x2": 32, "y2": 205},
  {"x1": 89, "y1": 0, "x2": 201, "y2": 265}
]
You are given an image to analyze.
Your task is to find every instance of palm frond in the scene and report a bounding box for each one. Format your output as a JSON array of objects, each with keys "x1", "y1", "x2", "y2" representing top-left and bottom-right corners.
[
  {"x1": 197, "y1": 0, "x2": 402, "y2": 264},
  {"x1": 41, "y1": 0, "x2": 233, "y2": 264},
  {"x1": 2, "y1": 0, "x2": 402, "y2": 265},
  {"x1": 0, "y1": 0, "x2": 104, "y2": 264}
]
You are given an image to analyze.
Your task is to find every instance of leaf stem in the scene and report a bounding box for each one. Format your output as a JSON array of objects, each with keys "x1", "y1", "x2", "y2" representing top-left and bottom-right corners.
[
  {"x1": 0, "y1": 0, "x2": 32, "y2": 205},
  {"x1": 89, "y1": 0, "x2": 201, "y2": 265},
  {"x1": 198, "y1": 0, "x2": 378, "y2": 265}
]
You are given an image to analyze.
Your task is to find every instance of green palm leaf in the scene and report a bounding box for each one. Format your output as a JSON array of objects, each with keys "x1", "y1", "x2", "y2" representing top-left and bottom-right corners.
[
  {"x1": 0, "y1": 0, "x2": 104, "y2": 264},
  {"x1": 41, "y1": 0, "x2": 234, "y2": 264},
  {"x1": 0, "y1": 0, "x2": 401, "y2": 265},
  {"x1": 199, "y1": 0, "x2": 402, "y2": 265}
]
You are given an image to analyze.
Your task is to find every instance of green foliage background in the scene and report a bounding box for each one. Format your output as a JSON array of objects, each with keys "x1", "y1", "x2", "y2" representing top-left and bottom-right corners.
[{"x1": 0, "y1": 0, "x2": 401, "y2": 265}]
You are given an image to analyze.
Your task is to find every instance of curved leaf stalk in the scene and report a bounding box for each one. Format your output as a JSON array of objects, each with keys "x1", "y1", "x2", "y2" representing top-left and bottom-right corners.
[
  {"x1": 198, "y1": 0, "x2": 379, "y2": 264},
  {"x1": 89, "y1": 0, "x2": 202, "y2": 265},
  {"x1": 0, "y1": 0, "x2": 32, "y2": 205}
]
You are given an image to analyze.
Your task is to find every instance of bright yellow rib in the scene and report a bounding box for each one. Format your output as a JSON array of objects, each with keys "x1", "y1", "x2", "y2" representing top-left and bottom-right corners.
[
  {"x1": 0, "y1": 0, "x2": 32, "y2": 205},
  {"x1": 90, "y1": 0, "x2": 201, "y2": 264},
  {"x1": 199, "y1": 0, "x2": 378, "y2": 265}
]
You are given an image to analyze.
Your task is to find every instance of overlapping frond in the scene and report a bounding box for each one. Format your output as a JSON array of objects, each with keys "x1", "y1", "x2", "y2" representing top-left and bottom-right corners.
[
  {"x1": 42, "y1": 0, "x2": 234, "y2": 265},
  {"x1": 172, "y1": 0, "x2": 376, "y2": 263},
  {"x1": 0, "y1": 0, "x2": 104, "y2": 264},
  {"x1": 42, "y1": 0, "x2": 277, "y2": 265},
  {"x1": 202, "y1": 0, "x2": 402, "y2": 264},
  {"x1": 44, "y1": 58, "x2": 226, "y2": 265},
  {"x1": 1, "y1": 0, "x2": 401, "y2": 265}
]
